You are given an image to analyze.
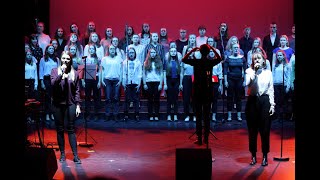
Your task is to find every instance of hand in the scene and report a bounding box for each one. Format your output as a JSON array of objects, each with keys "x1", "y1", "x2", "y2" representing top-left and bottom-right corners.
[
  {"x1": 158, "y1": 84, "x2": 162, "y2": 91},
  {"x1": 163, "y1": 84, "x2": 168, "y2": 90},
  {"x1": 242, "y1": 81, "x2": 246, "y2": 87},
  {"x1": 82, "y1": 81, "x2": 85, "y2": 88},
  {"x1": 179, "y1": 84, "x2": 183, "y2": 91},
  {"x1": 224, "y1": 81, "x2": 228, "y2": 88},
  {"x1": 123, "y1": 85, "x2": 126, "y2": 91},
  {"x1": 76, "y1": 105, "x2": 81, "y2": 117},
  {"x1": 218, "y1": 85, "x2": 222, "y2": 93},
  {"x1": 143, "y1": 84, "x2": 148, "y2": 90},
  {"x1": 61, "y1": 64, "x2": 67, "y2": 73},
  {"x1": 291, "y1": 84, "x2": 294, "y2": 91},
  {"x1": 41, "y1": 82, "x2": 46, "y2": 90},
  {"x1": 97, "y1": 83, "x2": 100, "y2": 89},
  {"x1": 269, "y1": 106, "x2": 275, "y2": 116},
  {"x1": 34, "y1": 85, "x2": 38, "y2": 91},
  {"x1": 286, "y1": 86, "x2": 290, "y2": 93},
  {"x1": 136, "y1": 85, "x2": 140, "y2": 93}
]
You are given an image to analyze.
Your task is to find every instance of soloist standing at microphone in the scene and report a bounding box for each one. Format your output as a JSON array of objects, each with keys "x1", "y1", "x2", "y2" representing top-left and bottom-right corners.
[
  {"x1": 245, "y1": 52, "x2": 275, "y2": 166},
  {"x1": 51, "y1": 51, "x2": 82, "y2": 164}
]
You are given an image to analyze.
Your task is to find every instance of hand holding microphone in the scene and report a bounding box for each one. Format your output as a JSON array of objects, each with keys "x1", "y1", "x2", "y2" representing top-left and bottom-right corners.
[{"x1": 61, "y1": 64, "x2": 68, "y2": 79}]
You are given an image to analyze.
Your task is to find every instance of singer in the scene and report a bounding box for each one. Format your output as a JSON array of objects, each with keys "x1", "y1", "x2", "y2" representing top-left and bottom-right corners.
[
  {"x1": 244, "y1": 52, "x2": 275, "y2": 166},
  {"x1": 51, "y1": 51, "x2": 82, "y2": 164},
  {"x1": 182, "y1": 44, "x2": 222, "y2": 145}
]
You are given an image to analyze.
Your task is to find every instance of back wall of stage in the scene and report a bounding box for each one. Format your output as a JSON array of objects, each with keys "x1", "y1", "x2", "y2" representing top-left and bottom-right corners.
[{"x1": 49, "y1": 0, "x2": 294, "y2": 40}]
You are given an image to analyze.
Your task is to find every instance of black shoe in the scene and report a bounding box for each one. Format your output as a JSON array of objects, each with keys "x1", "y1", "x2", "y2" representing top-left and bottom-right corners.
[
  {"x1": 194, "y1": 139, "x2": 202, "y2": 145},
  {"x1": 59, "y1": 153, "x2": 66, "y2": 163},
  {"x1": 250, "y1": 156, "x2": 257, "y2": 165},
  {"x1": 73, "y1": 155, "x2": 82, "y2": 164},
  {"x1": 261, "y1": 157, "x2": 268, "y2": 166}
]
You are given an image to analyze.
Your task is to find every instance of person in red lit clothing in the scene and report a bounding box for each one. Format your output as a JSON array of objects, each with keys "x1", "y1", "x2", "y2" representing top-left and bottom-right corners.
[
  {"x1": 182, "y1": 44, "x2": 222, "y2": 145},
  {"x1": 51, "y1": 51, "x2": 82, "y2": 164}
]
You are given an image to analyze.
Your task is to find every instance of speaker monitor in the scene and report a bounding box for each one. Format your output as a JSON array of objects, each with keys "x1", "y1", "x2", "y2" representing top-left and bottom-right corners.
[
  {"x1": 24, "y1": 147, "x2": 58, "y2": 180},
  {"x1": 176, "y1": 148, "x2": 212, "y2": 180}
]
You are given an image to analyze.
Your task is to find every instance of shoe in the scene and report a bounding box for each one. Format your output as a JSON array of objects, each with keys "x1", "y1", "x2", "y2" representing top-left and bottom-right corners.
[
  {"x1": 73, "y1": 155, "x2": 82, "y2": 164},
  {"x1": 261, "y1": 157, "x2": 268, "y2": 166},
  {"x1": 193, "y1": 116, "x2": 196, "y2": 121},
  {"x1": 173, "y1": 115, "x2": 178, "y2": 121},
  {"x1": 212, "y1": 113, "x2": 216, "y2": 122},
  {"x1": 237, "y1": 112, "x2": 242, "y2": 121},
  {"x1": 154, "y1": 117, "x2": 159, "y2": 121},
  {"x1": 129, "y1": 102, "x2": 133, "y2": 108},
  {"x1": 184, "y1": 116, "x2": 190, "y2": 122},
  {"x1": 167, "y1": 115, "x2": 172, "y2": 121},
  {"x1": 46, "y1": 114, "x2": 50, "y2": 121},
  {"x1": 250, "y1": 156, "x2": 257, "y2": 165},
  {"x1": 59, "y1": 153, "x2": 66, "y2": 163},
  {"x1": 194, "y1": 139, "x2": 202, "y2": 145},
  {"x1": 149, "y1": 117, "x2": 154, "y2": 121}
]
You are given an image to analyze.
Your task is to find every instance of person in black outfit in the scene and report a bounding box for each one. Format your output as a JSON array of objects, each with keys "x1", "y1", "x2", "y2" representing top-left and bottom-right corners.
[
  {"x1": 51, "y1": 51, "x2": 82, "y2": 164},
  {"x1": 182, "y1": 44, "x2": 222, "y2": 145},
  {"x1": 245, "y1": 52, "x2": 275, "y2": 166}
]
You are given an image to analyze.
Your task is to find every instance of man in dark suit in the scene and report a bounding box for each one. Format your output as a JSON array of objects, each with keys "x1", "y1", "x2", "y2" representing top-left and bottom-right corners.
[{"x1": 262, "y1": 22, "x2": 280, "y2": 71}]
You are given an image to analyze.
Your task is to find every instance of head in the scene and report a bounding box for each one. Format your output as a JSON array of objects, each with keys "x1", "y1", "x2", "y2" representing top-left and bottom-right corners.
[
  {"x1": 88, "y1": 43, "x2": 97, "y2": 55},
  {"x1": 151, "y1": 33, "x2": 159, "y2": 43},
  {"x1": 243, "y1": 26, "x2": 251, "y2": 36},
  {"x1": 126, "y1": 26, "x2": 134, "y2": 36},
  {"x1": 70, "y1": 23, "x2": 80, "y2": 34},
  {"x1": 179, "y1": 28, "x2": 187, "y2": 39},
  {"x1": 279, "y1": 35, "x2": 289, "y2": 47},
  {"x1": 55, "y1": 27, "x2": 65, "y2": 39},
  {"x1": 291, "y1": 24, "x2": 295, "y2": 35},
  {"x1": 127, "y1": 47, "x2": 136, "y2": 60},
  {"x1": 251, "y1": 52, "x2": 266, "y2": 70},
  {"x1": 160, "y1": 28, "x2": 167, "y2": 37},
  {"x1": 252, "y1": 37, "x2": 262, "y2": 48},
  {"x1": 68, "y1": 44, "x2": 77, "y2": 56},
  {"x1": 219, "y1": 22, "x2": 228, "y2": 32},
  {"x1": 198, "y1": 25, "x2": 206, "y2": 37},
  {"x1": 132, "y1": 34, "x2": 140, "y2": 44},
  {"x1": 36, "y1": 22, "x2": 45, "y2": 34},
  {"x1": 50, "y1": 39, "x2": 58, "y2": 49},
  {"x1": 89, "y1": 32, "x2": 100, "y2": 44},
  {"x1": 60, "y1": 51, "x2": 73, "y2": 68},
  {"x1": 105, "y1": 27, "x2": 113, "y2": 38},
  {"x1": 206, "y1": 37, "x2": 215, "y2": 47},
  {"x1": 199, "y1": 44, "x2": 210, "y2": 56},
  {"x1": 111, "y1": 37, "x2": 119, "y2": 47},
  {"x1": 269, "y1": 22, "x2": 277, "y2": 34},
  {"x1": 169, "y1": 47, "x2": 177, "y2": 57},
  {"x1": 276, "y1": 49, "x2": 288, "y2": 64},
  {"x1": 108, "y1": 45, "x2": 117, "y2": 57},
  {"x1": 142, "y1": 23, "x2": 150, "y2": 33}
]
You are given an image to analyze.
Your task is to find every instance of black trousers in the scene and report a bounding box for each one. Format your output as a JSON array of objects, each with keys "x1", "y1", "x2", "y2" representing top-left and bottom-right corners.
[
  {"x1": 245, "y1": 95, "x2": 271, "y2": 155},
  {"x1": 52, "y1": 103, "x2": 78, "y2": 155}
]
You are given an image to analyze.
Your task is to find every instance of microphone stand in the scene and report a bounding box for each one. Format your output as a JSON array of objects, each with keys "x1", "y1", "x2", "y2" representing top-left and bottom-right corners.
[
  {"x1": 220, "y1": 30, "x2": 225, "y2": 123},
  {"x1": 273, "y1": 61, "x2": 289, "y2": 162},
  {"x1": 78, "y1": 56, "x2": 94, "y2": 147}
]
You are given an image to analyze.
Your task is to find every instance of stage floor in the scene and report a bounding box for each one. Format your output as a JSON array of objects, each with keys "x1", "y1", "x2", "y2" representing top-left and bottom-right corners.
[{"x1": 26, "y1": 118, "x2": 295, "y2": 180}]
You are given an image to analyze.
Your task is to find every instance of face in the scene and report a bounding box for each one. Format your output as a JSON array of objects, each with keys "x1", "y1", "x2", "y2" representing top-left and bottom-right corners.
[
  {"x1": 232, "y1": 44, "x2": 239, "y2": 54},
  {"x1": 25, "y1": 44, "x2": 30, "y2": 52},
  {"x1": 277, "y1": 52, "x2": 285, "y2": 61},
  {"x1": 132, "y1": 35, "x2": 140, "y2": 44},
  {"x1": 51, "y1": 40, "x2": 58, "y2": 49},
  {"x1": 160, "y1": 28, "x2": 167, "y2": 36},
  {"x1": 150, "y1": 49, "x2": 156, "y2": 58},
  {"x1": 57, "y1": 28, "x2": 64, "y2": 37},
  {"x1": 61, "y1": 53, "x2": 71, "y2": 66},
  {"x1": 111, "y1": 37, "x2": 119, "y2": 46},
  {"x1": 88, "y1": 45, "x2": 96, "y2": 55},
  {"x1": 244, "y1": 28, "x2": 251, "y2": 36},
  {"x1": 69, "y1": 46, "x2": 77, "y2": 55},
  {"x1": 270, "y1": 24, "x2": 277, "y2": 33},
  {"x1": 180, "y1": 29, "x2": 186, "y2": 38},
  {"x1": 47, "y1": 45, "x2": 55, "y2": 55},
  {"x1": 26, "y1": 51, "x2": 32, "y2": 59},
  {"x1": 253, "y1": 53, "x2": 264, "y2": 67},
  {"x1": 37, "y1": 22, "x2": 44, "y2": 33},
  {"x1": 280, "y1": 37, "x2": 288, "y2": 46},
  {"x1": 220, "y1": 23, "x2": 227, "y2": 31},
  {"x1": 70, "y1": 34, "x2": 78, "y2": 43},
  {"x1": 71, "y1": 24, "x2": 78, "y2": 33},
  {"x1": 109, "y1": 45, "x2": 116, "y2": 56},
  {"x1": 189, "y1": 35, "x2": 196, "y2": 43},
  {"x1": 127, "y1": 27, "x2": 133, "y2": 36},
  {"x1": 169, "y1": 48, "x2": 177, "y2": 57},
  {"x1": 143, "y1": 23, "x2": 150, "y2": 32},
  {"x1": 209, "y1": 49, "x2": 215, "y2": 58},
  {"x1": 106, "y1": 28, "x2": 112, "y2": 37},
  {"x1": 91, "y1": 33, "x2": 99, "y2": 43},
  {"x1": 198, "y1": 29, "x2": 206, "y2": 36},
  {"x1": 128, "y1": 49, "x2": 135, "y2": 60},
  {"x1": 151, "y1": 33, "x2": 159, "y2": 43},
  {"x1": 207, "y1": 38, "x2": 214, "y2": 47},
  {"x1": 253, "y1": 39, "x2": 260, "y2": 47},
  {"x1": 88, "y1": 22, "x2": 95, "y2": 31},
  {"x1": 292, "y1": 25, "x2": 295, "y2": 34}
]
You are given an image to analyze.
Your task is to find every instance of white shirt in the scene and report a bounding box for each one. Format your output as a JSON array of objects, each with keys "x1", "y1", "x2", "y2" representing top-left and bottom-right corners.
[{"x1": 245, "y1": 68, "x2": 275, "y2": 107}]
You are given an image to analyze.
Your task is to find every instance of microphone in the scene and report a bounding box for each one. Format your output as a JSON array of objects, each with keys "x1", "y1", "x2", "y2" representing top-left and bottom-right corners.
[{"x1": 82, "y1": 56, "x2": 87, "y2": 59}]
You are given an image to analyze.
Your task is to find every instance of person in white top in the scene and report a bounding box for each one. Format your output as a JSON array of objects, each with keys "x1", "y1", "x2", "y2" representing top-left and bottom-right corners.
[
  {"x1": 100, "y1": 45, "x2": 123, "y2": 121},
  {"x1": 122, "y1": 48, "x2": 142, "y2": 121},
  {"x1": 245, "y1": 52, "x2": 275, "y2": 167},
  {"x1": 196, "y1": 25, "x2": 208, "y2": 47},
  {"x1": 36, "y1": 21, "x2": 51, "y2": 55}
]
